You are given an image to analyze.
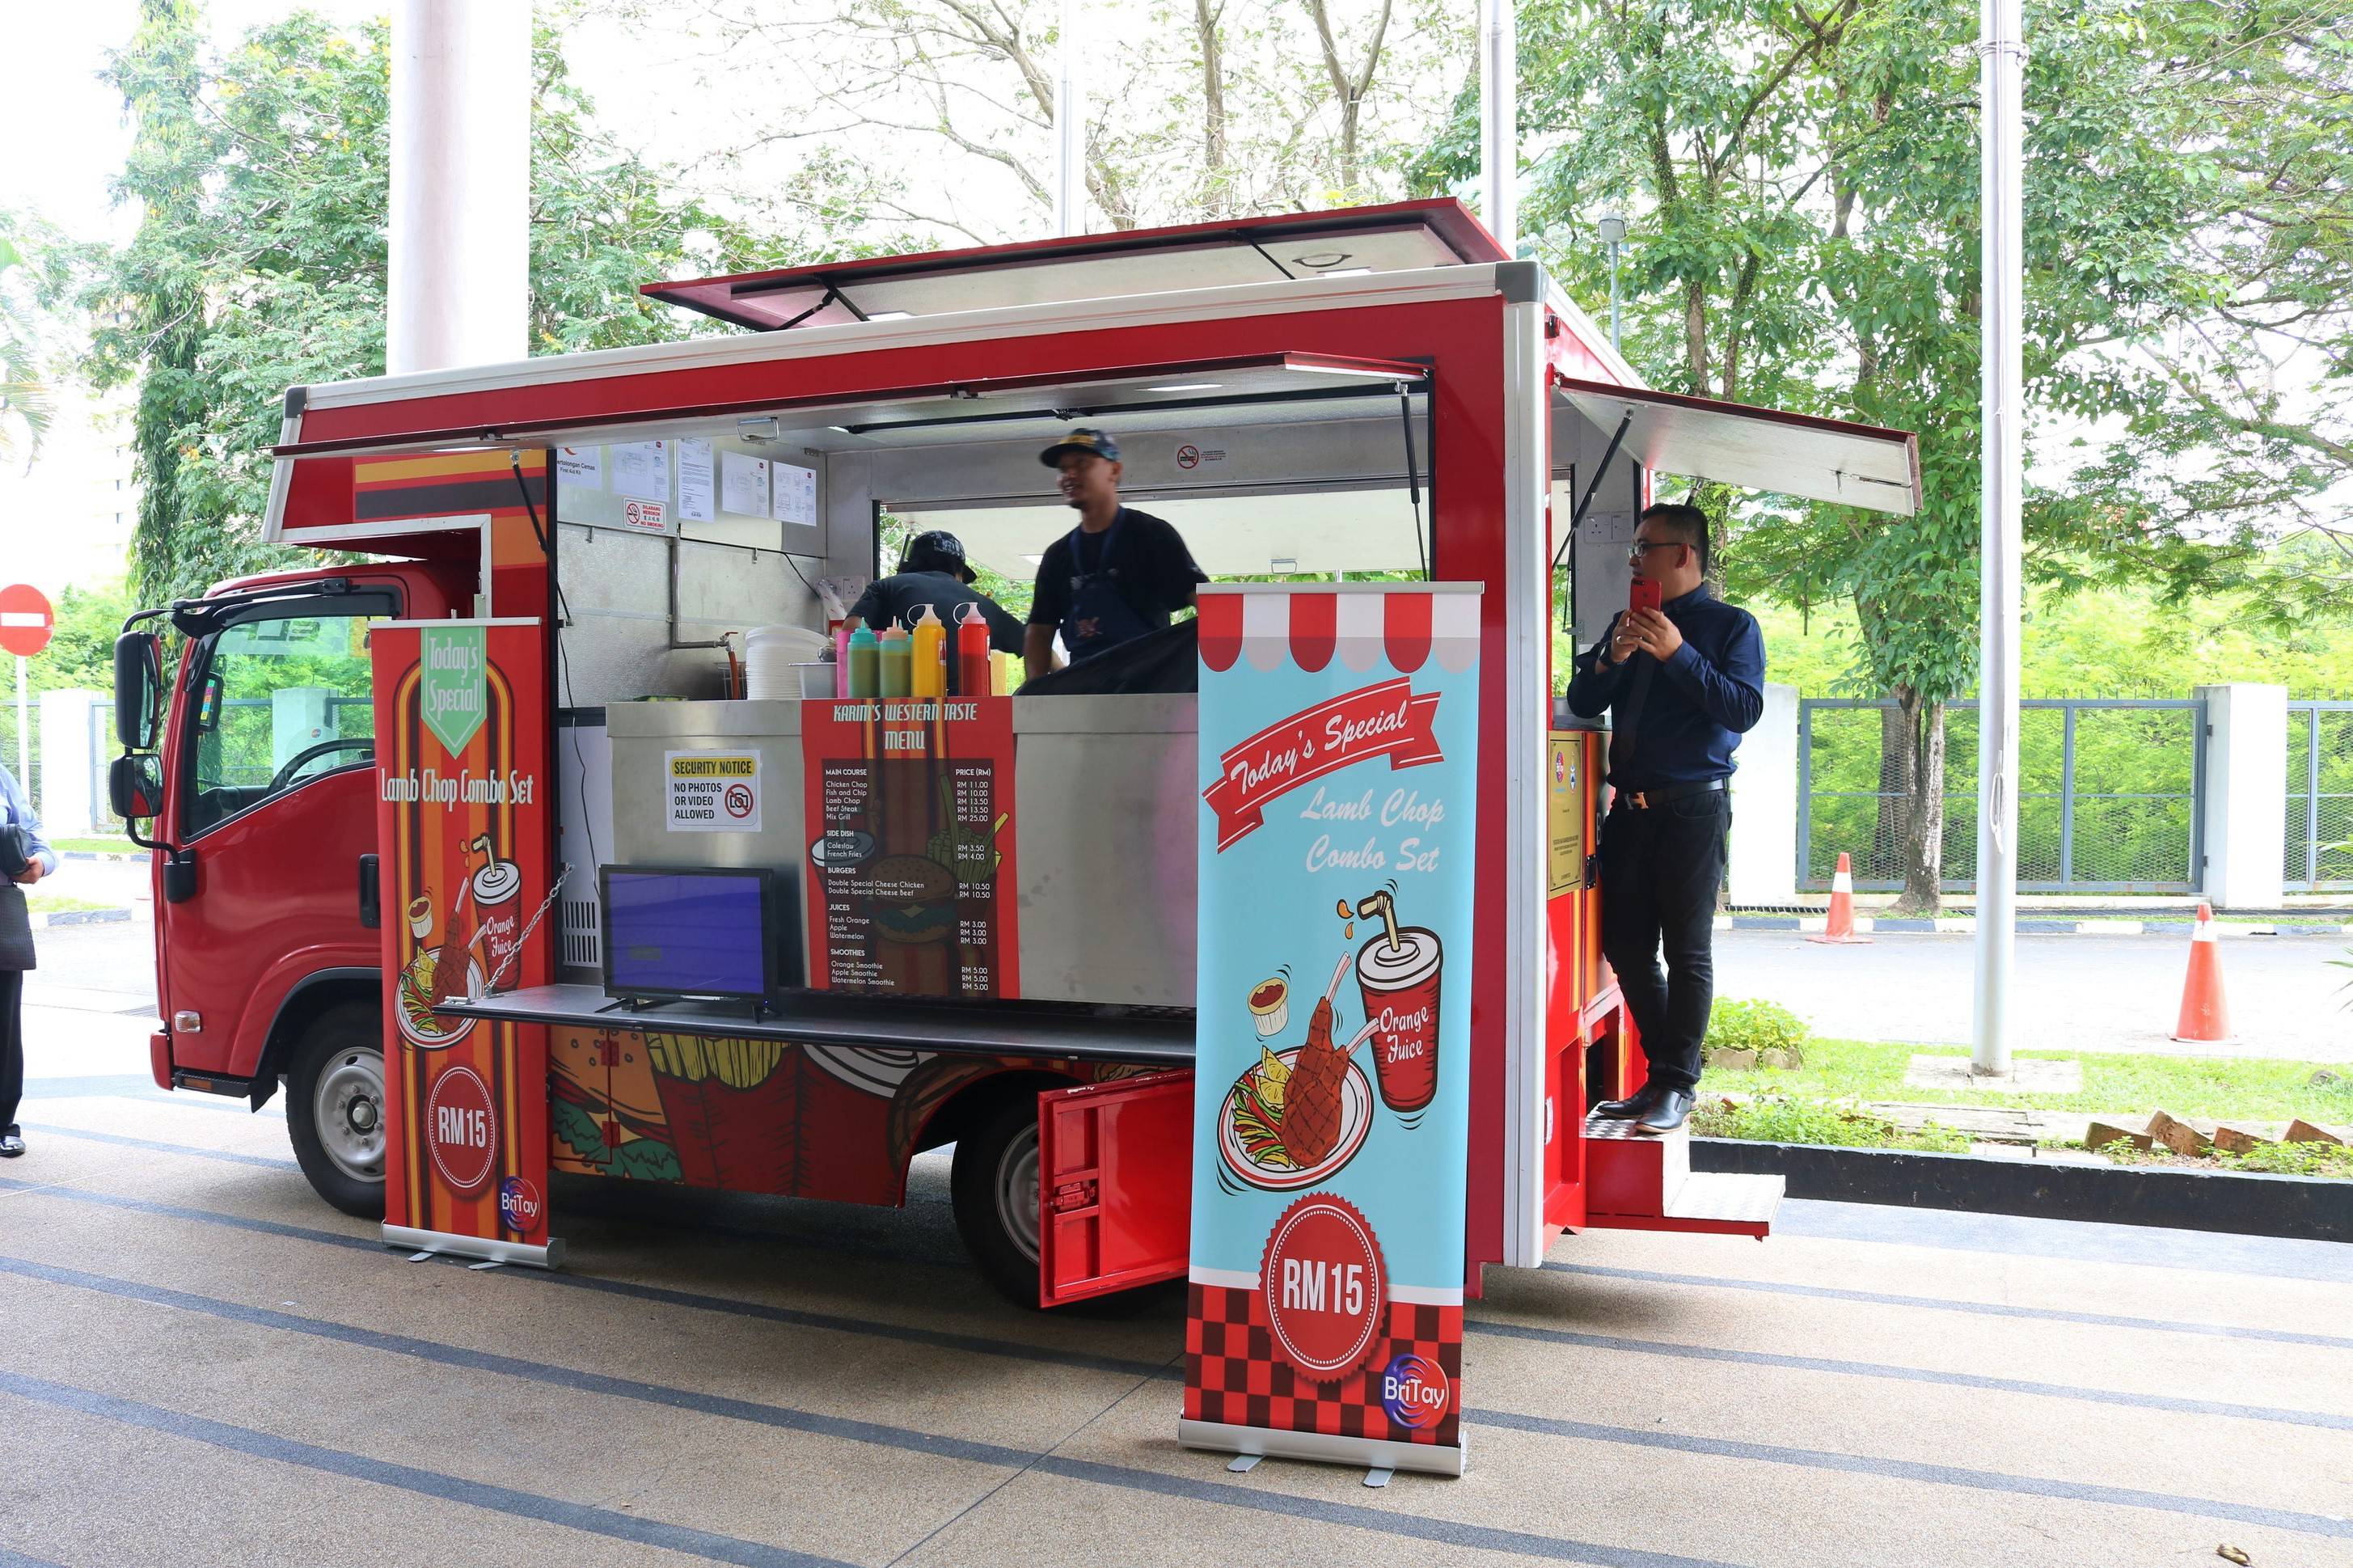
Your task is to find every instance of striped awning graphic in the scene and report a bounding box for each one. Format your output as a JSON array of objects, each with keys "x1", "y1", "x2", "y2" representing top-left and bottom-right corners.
[{"x1": 1196, "y1": 587, "x2": 1479, "y2": 676}]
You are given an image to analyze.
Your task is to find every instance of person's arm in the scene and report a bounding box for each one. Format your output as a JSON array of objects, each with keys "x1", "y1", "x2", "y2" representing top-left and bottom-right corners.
[
  {"x1": 1562, "y1": 615, "x2": 1633, "y2": 718},
  {"x1": 4, "y1": 768, "x2": 53, "y2": 881},
  {"x1": 1652, "y1": 609, "x2": 1765, "y2": 733},
  {"x1": 1023, "y1": 624, "x2": 1059, "y2": 681},
  {"x1": 981, "y1": 597, "x2": 1027, "y2": 655},
  {"x1": 844, "y1": 582, "x2": 886, "y2": 632}
]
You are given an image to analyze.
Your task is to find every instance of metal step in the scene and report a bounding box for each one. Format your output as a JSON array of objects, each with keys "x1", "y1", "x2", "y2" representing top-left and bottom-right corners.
[{"x1": 1582, "y1": 1110, "x2": 1782, "y2": 1236}]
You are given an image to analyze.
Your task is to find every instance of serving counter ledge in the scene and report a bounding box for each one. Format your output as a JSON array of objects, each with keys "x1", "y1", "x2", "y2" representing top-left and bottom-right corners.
[{"x1": 436, "y1": 983, "x2": 1197, "y2": 1067}]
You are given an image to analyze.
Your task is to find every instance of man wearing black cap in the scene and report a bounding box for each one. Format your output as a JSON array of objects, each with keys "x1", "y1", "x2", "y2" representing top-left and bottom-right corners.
[
  {"x1": 1025, "y1": 427, "x2": 1207, "y2": 678},
  {"x1": 847, "y1": 529, "x2": 1028, "y2": 687}
]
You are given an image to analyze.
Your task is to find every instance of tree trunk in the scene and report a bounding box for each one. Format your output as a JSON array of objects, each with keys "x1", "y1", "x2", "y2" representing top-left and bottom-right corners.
[
  {"x1": 1195, "y1": 0, "x2": 1227, "y2": 211},
  {"x1": 1890, "y1": 687, "x2": 1945, "y2": 915}
]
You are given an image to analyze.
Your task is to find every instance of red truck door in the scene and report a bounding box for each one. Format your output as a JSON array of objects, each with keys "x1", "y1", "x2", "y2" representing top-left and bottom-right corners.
[
  {"x1": 154, "y1": 585, "x2": 403, "y2": 1081},
  {"x1": 1036, "y1": 1071, "x2": 1193, "y2": 1308}
]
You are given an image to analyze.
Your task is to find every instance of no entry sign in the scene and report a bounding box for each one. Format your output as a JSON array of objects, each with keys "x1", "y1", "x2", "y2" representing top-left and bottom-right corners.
[{"x1": 0, "y1": 585, "x2": 53, "y2": 658}]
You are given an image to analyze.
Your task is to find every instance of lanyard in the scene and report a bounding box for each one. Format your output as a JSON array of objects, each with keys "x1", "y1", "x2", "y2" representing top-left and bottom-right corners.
[{"x1": 1067, "y1": 508, "x2": 1126, "y2": 584}]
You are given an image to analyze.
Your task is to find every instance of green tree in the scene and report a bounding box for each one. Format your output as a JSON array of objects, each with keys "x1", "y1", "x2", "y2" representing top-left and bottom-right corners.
[
  {"x1": 1422, "y1": 0, "x2": 2352, "y2": 911},
  {"x1": 85, "y1": 6, "x2": 864, "y2": 607},
  {"x1": 0, "y1": 209, "x2": 79, "y2": 469}
]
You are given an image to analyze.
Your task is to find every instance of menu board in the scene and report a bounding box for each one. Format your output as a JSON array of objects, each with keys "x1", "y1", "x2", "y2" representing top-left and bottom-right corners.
[{"x1": 800, "y1": 697, "x2": 1020, "y2": 999}]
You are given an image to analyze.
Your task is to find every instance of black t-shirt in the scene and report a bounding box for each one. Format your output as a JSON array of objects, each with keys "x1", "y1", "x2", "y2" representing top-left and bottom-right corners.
[
  {"x1": 1028, "y1": 508, "x2": 1206, "y2": 660},
  {"x1": 846, "y1": 571, "x2": 1026, "y2": 653}
]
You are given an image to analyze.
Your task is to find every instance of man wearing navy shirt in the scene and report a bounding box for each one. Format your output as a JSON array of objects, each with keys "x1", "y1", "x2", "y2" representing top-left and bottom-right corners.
[{"x1": 1566, "y1": 502, "x2": 1765, "y2": 1133}]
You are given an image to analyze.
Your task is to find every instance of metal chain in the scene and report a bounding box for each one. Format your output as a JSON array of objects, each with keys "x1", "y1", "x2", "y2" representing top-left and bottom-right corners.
[{"x1": 475, "y1": 863, "x2": 572, "y2": 998}]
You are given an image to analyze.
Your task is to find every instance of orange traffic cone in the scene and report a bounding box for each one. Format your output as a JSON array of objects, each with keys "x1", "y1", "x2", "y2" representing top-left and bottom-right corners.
[
  {"x1": 2170, "y1": 902, "x2": 2232, "y2": 1043},
  {"x1": 1807, "y1": 852, "x2": 1872, "y2": 945}
]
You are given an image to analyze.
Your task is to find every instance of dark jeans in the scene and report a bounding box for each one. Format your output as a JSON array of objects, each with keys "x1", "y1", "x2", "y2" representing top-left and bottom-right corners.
[
  {"x1": 0, "y1": 969, "x2": 20, "y2": 1131},
  {"x1": 1599, "y1": 790, "x2": 1730, "y2": 1094}
]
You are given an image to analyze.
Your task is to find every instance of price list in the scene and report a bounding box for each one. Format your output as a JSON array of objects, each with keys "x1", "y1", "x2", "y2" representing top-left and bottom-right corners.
[{"x1": 817, "y1": 760, "x2": 881, "y2": 987}]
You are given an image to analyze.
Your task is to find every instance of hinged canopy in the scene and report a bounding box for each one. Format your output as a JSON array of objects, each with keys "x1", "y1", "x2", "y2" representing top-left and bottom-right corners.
[
  {"x1": 1552, "y1": 375, "x2": 1922, "y2": 516},
  {"x1": 642, "y1": 201, "x2": 1507, "y2": 331}
]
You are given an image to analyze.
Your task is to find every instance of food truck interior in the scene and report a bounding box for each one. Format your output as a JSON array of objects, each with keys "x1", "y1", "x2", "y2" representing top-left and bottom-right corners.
[{"x1": 168, "y1": 201, "x2": 1917, "y2": 1305}]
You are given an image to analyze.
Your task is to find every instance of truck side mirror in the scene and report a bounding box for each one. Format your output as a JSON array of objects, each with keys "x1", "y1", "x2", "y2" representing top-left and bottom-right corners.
[
  {"x1": 112, "y1": 632, "x2": 163, "y2": 750},
  {"x1": 109, "y1": 752, "x2": 164, "y2": 822}
]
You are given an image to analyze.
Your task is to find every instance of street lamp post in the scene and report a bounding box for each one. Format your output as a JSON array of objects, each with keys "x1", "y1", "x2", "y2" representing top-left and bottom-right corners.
[{"x1": 1595, "y1": 210, "x2": 1626, "y2": 352}]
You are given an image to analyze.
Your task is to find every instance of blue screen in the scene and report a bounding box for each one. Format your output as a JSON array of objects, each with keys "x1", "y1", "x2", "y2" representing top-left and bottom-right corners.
[{"x1": 604, "y1": 870, "x2": 769, "y2": 998}]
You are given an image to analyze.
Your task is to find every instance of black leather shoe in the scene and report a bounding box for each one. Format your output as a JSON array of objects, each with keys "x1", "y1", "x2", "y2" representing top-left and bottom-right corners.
[
  {"x1": 0, "y1": 1127, "x2": 23, "y2": 1157},
  {"x1": 1635, "y1": 1088, "x2": 1696, "y2": 1135},
  {"x1": 1593, "y1": 1084, "x2": 1662, "y2": 1120}
]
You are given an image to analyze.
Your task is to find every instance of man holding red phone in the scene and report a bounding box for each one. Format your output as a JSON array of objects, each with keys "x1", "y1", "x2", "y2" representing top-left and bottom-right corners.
[{"x1": 1565, "y1": 502, "x2": 1765, "y2": 1132}]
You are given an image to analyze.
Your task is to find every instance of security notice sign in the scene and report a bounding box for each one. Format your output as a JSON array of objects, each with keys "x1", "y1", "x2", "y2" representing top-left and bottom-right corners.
[{"x1": 666, "y1": 750, "x2": 762, "y2": 832}]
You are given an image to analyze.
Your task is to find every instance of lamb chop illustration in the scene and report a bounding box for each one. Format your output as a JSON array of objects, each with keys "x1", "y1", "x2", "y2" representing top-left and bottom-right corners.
[{"x1": 1279, "y1": 955, "x2": 1379, "y2": 1168}]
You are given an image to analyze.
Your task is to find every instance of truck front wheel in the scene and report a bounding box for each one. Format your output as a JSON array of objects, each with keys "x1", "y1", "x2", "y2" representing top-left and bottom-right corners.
[
  {"x1": 285, "y1": 1002, "x2": 387, "y2": 1219},
  {"x1": 951, "y1": 1098, "x2": 1042, "y2": 1307}
]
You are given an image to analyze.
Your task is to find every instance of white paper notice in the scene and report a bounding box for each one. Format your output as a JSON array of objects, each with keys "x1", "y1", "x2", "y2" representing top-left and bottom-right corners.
[
  {"x1": 771, "y1": 462, "x2": 818, "y2": 527},
  {"x1": 676, "y1": 437, "x2": 716, "y2": 522},
  {"x1": 555, "y1": 446, "x2": 603, "y2": 490},
  {"x1": 612, "y1": 440, "x2": 670, "y2": 501},
  {"x1": 720, "y1": 451, "x2": 771, "y2": 518},
  {"x1": 665, "y1": 750, "x2": 761, "y2": 832}
]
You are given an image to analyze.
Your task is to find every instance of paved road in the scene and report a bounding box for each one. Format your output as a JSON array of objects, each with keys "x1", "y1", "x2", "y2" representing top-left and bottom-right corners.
[
  {"x1": 3, "y1": 1035, "x2": 2347, "y2": 1567},
  {"x1": 1719, "y1": 928, "x2": 2353, "y2": 1062}
]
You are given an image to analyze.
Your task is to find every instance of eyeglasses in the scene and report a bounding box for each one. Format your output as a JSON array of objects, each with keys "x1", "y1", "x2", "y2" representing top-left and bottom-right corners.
[{"x1": 1626, "y1": 540, "x2": 1688, "y2": 565}]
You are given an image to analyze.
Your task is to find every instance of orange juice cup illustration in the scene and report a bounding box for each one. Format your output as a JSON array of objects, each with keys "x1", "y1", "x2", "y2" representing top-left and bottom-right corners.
[{"x1": 1354, "y1": 890, "x2": 1442, "y2": 1114}]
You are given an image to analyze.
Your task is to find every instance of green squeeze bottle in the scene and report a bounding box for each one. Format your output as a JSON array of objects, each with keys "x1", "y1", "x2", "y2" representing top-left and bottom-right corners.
[
  {"x1": 847, "y1": 623, "x2": 881, "y2": 698},
  {"x1": 878, "y1": 621, "x2": 912, "y2": 698}
]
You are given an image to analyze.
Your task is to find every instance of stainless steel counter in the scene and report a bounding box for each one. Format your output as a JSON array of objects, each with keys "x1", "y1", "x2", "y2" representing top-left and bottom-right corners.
[{"x1": 606, "y1": 695, "x2": 1198, "y2": 1008}]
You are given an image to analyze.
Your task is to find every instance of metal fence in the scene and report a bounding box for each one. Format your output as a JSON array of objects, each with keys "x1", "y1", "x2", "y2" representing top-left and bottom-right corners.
[
  {"x1": 1799, "y1": 698, "x2": 2206, "y2": 894},
  {"x1": 2285, "y1": 700, "x2": 2353, "y2": 891},
  {"x1": 0, "y1": 700, "x2": 31, "y2": 796}
]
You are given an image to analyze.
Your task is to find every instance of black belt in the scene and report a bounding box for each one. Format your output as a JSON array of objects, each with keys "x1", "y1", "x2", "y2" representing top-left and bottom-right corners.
[{"x1": 1612, "y1": 778, "x2": 1726, "y2": 810}]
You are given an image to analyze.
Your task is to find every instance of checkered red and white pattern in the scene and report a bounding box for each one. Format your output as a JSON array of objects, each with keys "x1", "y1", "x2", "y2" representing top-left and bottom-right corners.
[
  {"x1": 1184, "y1": 1282, "x2": 1462, "y2": 1449},
  {"x1": 1196, "y1": 588, "x2": 1479, "y2": 676}
]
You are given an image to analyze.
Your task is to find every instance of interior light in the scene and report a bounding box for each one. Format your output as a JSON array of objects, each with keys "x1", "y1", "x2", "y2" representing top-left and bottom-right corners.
[
  {"x1": 1144, "y1": 382, "x2": 1224, "y2": 393},
  {"x1": 867, "y1": 311, "x2": 913, "y2": 321},
  {"x1": 1295, "y1": 251, "x2": 1352, "y2": 268},
  {"x1": 1023, "y1": 553, "x2": 1045, "y2": 565},
  {"x1": 1320, "y1": 267, "x2": 1374, "y2": 277},
  {"x1": 1271, "y1": 557, "x2": 1300, "y2": 574}
]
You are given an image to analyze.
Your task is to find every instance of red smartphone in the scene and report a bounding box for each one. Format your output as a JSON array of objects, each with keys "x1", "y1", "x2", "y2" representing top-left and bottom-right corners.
[{"x1": 1629, "y1": 577, "x2": 1663, "y2": 616}]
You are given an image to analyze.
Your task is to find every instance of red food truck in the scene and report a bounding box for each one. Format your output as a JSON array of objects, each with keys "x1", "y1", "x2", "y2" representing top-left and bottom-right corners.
[{"x1": 109, "y1": 199, "x2": 1920, "y2": 1312}]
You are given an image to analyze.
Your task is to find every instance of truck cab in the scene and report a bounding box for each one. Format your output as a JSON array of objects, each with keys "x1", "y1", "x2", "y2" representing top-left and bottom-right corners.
[{"x1": 112, "y1": 561, "x2": 474, "y2": 1212}]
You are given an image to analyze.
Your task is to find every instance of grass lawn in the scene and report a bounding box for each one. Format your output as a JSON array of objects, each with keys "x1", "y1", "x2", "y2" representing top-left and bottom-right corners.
[
  {"x1": 1700, "y1": 1037, "x2": 2352, "y2": 1126},
  {"x1": 49, "y1": 836, "x2": 138, "y2": 856},
  {"x1": 25, "y1": 891, "x2": 118, "y2": 915}
]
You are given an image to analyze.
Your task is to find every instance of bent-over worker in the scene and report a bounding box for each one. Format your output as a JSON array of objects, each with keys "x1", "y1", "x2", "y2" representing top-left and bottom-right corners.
[{"x1": 847, "y1": 529, "x2": 1027, "y2": 691}]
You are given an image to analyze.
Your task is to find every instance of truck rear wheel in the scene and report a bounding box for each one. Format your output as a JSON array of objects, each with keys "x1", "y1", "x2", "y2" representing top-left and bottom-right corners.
[
  {"x1": 951, "y1": 1098, "x2": 1042, "y2": 1307},
  {"x1": 285, "y1": 1001, "x2": 387, "y2": 1219}
]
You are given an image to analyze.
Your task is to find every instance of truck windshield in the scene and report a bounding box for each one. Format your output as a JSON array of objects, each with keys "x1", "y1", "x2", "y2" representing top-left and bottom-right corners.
[{"x1": 184, "y1": 604, "x2": 391, "y2": 837}]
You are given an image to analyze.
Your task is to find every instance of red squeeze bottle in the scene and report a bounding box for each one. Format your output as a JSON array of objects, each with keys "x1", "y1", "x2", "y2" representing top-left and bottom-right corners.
[{"x1": 956, "y1": 603, "x2": 992, "y2": 696}]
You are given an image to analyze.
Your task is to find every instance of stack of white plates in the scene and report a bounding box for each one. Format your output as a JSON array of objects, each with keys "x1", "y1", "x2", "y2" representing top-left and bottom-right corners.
[{"x1": 744, "y1": 624, "x2": 830, "y2": 699}]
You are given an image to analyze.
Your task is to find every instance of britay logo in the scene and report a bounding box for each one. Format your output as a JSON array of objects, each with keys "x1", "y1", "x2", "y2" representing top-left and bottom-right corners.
[{"x1": 1380, "y1": 1352, "x2": 1450, "y2": 1430}]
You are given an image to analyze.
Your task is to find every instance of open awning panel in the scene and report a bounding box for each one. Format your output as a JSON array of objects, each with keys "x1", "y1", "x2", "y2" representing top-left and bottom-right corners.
[
  {"x1": 272, "y1": 353, "x2": 1428, "y2": 463},
  {"x1": 644, "y1": 200, "x2": 1506, "y2": 331},
  {"x1": 1552, "y1": 375, "x2": 1921, "y2": 517}
]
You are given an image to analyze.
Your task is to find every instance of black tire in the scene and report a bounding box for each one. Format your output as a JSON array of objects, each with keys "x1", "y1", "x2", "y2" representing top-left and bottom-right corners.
[
  {"x1": 285, "y1": 1000, "x2": 387, "y2": 1219},
  {"x1": 951, "y1": 1097, "x2": 1044, "y2": 1307}
]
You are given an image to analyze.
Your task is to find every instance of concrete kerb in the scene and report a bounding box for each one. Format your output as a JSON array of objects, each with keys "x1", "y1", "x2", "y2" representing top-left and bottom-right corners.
[
  {"x1": 1692, "y1": 1139, "x2": 2353, "y2": 1244},
  {"x1": 1715, "y1": 915, "x2": 2353, "y2": 937},
  {"x1": 29, "y1": 908, "x2": 133, "y2": 929}
]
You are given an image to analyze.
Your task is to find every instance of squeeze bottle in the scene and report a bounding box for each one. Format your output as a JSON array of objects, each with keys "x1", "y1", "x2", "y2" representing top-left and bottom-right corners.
[
  {"x1": 833, "y1": 619, "x2": 852, "y2": 699},
  {"x1": 878, "y1": 622, "x2": 912, "y2": 698},
  {"x1": 847, "y1": 623, "x2": 881, "y2": 698},
  {"x1": 909, "y1": 603, "x2": 946, "y2": 699},
  {"x1": 956, "y1": 603, "x2": 992, "y2": 697}
]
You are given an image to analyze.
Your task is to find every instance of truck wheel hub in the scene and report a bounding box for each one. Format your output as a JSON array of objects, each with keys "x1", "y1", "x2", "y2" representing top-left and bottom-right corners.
[
  {"x1": 996, "y1": 1128, "x2": 1041, "y2": 1264},
  {"x1": 316, "y1": 1049, "x2": 387, "y2": 1183}
]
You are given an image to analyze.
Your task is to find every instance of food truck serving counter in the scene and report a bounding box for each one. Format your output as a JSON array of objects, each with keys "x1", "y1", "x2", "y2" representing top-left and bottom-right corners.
[{"x1": 112, "y1": 198, "x2": 1925, "y2": 1481}]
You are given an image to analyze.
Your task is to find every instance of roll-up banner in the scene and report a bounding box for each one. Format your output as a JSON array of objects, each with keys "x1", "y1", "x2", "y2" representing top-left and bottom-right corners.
[
  {"x1": 372, "y1": 618, "x2": 560, "y2": 1266},
  {"x1": 1181, "y1": 584, "x2": 1481, "y2": 1477}
]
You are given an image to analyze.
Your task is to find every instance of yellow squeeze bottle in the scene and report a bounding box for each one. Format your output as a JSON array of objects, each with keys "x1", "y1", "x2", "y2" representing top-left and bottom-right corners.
[
  {"x1": 878, "y1": 622, "x2": 912, "y2": 698},
  {"x1": 909, "y1": 603, "x2": 946, "y2": 699}
]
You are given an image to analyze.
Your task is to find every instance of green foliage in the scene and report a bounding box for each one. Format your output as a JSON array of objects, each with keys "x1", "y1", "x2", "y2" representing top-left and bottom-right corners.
[
  {"x1": 1423, "y1": 0, "x2": 2353, "y2": 907},
  {"x1": 0, "y1": 207, "x2": 79, "y2": 467},
  {"x1": 1705, "y1": 999, "x2": 1811, "y2": 1055},
  {"x1": 2224, "y1": 1139, "x2": 2353, "y2": 1179},
  {"x1": 85, "y1": 8, "x2": 859, "y2": 607},
  {"x1": 1693, "y1": 1091, "x2": 1971, "y2": 1152}
]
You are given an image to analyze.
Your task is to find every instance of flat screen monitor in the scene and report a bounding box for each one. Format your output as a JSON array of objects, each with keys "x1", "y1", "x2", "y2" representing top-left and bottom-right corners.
[{"x1": 600, "y1": 865, "x2": 777, "y2": 1003}]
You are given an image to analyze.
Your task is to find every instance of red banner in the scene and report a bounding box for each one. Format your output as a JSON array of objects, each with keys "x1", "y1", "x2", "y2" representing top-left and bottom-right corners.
[
  {"x1": 1202, "y1": 678, "x2": 1443, "y2": 852},
  {"x1": 371, "y1": 619, "x2": 554, "y2": 1257}
]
